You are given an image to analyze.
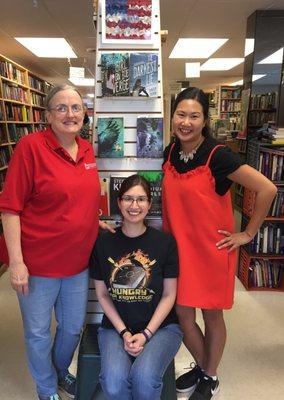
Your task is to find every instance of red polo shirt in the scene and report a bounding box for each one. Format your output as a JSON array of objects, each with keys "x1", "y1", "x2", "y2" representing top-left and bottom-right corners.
[{"x1": 0, "y1": 128, "x2": 100, "y2": 277}]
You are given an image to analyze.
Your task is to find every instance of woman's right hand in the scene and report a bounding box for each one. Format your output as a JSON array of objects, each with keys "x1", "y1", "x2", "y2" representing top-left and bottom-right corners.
[{"x1": 9, "y1": 261, "x2": 29, "y2": 295}]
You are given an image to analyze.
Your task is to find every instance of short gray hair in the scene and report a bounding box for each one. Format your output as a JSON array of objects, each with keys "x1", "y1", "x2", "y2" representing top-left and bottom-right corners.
[{"x1": 45, "y1": 85, "x2": 83, "y2": 109}]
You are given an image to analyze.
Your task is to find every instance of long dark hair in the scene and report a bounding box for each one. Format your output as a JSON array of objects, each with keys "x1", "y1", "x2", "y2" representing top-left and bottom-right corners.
[
  {"x1": 118, "y1": 174, "x2": 151, "y2": 201},
  {"x1": 172, "y1": 87, "x2": 211, "y2": 137}
]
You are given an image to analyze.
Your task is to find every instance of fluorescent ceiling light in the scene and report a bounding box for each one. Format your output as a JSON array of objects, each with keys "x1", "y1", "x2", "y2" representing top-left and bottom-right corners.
[
  {"x1": 69, "y1": 78, "x2": 95, "y2": 86},
  {"x1": 185, "y1": 62, "x2": 200, "y2": 78},
  {"x1": 87, "y1": 93, "x2": 95, "y2": 98},
  {"x1": 14, "y1": 37, "x2": 77, "y2": 58},
  {"x1": 229, "y1": 79, "x2": 243, "y2": 86},
  {"x1": 258, "y1": 48, "x2": 283, "y2": 64},
  {"x1": 169, "y1": 38, "x2": 228, "y2": 59},
  {"x1": 244, "y1": 39, "x2": 254, "y2": 57},
  {"x1": 252, "y1": 74, "x2": 266, "y2": 82},
  {"x1": 200, "y1": 58, "x2": 244, "y2": 71}
]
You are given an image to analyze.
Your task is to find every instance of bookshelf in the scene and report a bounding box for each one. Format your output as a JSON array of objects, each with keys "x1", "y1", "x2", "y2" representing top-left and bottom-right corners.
[
  {"x1": 0, "y1": 54, "x2": 51, "y2": 191},
  {"x1": 217, "y1": 85, "x2": 242, "y2": 131},
  {"x1": 238, "y1": 141, "x2": 284, "y2": 291}
]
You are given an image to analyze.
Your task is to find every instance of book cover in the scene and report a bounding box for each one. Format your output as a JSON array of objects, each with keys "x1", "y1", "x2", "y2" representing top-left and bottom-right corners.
[
  {"x1": 99, "y1": 177, "x2": 110, "y2": 217},
  {"x1": 136, "y1": 117, "x2": 163, "y2": 158},
  {"x1": 138, "y1": 171, "x2": 162, "y2": 216},
  {"x1": 97, "y1": 117, "x2": 124, "y2": 158},
  {"x1": 101, "y1": 53, "x2": 130, "y2": 97},
  {"x1": 103, "y1": 0, "x2": 152, "y2": 43},
  {"x1": 109, "y1": 176, "x2": 127, "y2": 215},
  {"x1": 129, "y1": 53, "x2": 158, "y2": 97}
]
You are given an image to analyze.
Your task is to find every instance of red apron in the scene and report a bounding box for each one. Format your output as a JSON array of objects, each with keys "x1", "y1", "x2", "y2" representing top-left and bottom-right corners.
[{"x1": 162, "y1": 143, "x2": 237, "y2": 309}]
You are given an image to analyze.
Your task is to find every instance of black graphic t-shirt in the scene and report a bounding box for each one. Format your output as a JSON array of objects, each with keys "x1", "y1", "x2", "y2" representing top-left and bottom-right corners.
[{"x1": 89, "y1": 227, "x2": 179, "y2": 332}]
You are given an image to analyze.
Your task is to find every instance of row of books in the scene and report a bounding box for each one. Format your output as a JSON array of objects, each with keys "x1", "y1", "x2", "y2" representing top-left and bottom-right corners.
[
  {"x1": 220, "y1": 100, "x2": 241, "y2": 112},
  {"x1": 250, "y1": 92, "x2": 277, "y2": 110},
  {"x1": 258, "y1": 148, "x2": 284, "y2": 181},
  {"x1": 97, "y1": 116, "x2": 163, "y2": 158},
  {"x1": 220, "y1": 88, "x2": 241, "y2": 99},
  {"x1": 249, "y1": 224, "x2": 284, "y2": 255},
  {"x1": 249, "y1": 259, "x2": 283, "y2": 288},
  {"x1": 33, "y1": 109, "x2": 45, "y2": 123},
  {"x1": 101, "y1": 52, "x2": 158, "y2": 97},
  {"x1": 28, "y1": 76, "x2": 50, "y2": 93},
  {"x1": 2, "y1": 83, "x2": 29, "y2": 103},
  {"x1": 268, "y1": 189, "x2": 284, "y2": 218},
  {"x1": 0, "y1": 125, "x2": 8, "y2": 144},
  {"x1": 5, "y1": 104, "x2": 31, "y2": 122},
  {"x1": 0, "y1": 147, "x2": 11, "y2": 168},
  {"x1": 0, "y1": 61, "x2": 26, "y2": 85},
  {"x1": 7, "y1": 124, "x2": 33, "y2": 142},
  {"x1": 31, "y1": 92, "x2": 45, "y2": 107},
  {"x1": 248, "y1": 110, "x2": 276, "y2": 126},
  {"x1": 99, "y1": 172, "x2": 162, "y2": 218}
]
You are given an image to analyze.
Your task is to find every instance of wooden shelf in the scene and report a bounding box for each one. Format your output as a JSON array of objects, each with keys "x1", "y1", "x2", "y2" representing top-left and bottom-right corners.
[{"x1": 0, "y1": 53, "x2": 51, "y2": 192}]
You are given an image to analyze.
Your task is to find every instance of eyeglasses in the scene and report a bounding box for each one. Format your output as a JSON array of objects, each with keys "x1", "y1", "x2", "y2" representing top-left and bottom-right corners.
[
  {"x1": 121, "y1": 196, "x2": 149, "y2": 205},
  {"x1": 48, "y1": 104, "x2": 83, "y2": 114}
]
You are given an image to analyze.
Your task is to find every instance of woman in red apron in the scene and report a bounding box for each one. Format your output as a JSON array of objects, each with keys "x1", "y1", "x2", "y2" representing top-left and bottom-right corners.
[{"x1": 162, "y1": 87, "x2": 277, "y2": 400}]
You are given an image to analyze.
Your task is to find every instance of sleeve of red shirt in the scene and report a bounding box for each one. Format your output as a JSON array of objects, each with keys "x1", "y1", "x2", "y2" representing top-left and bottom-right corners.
[{"x1": 0, "y1": 137, "x2": 35, "y2": 214}]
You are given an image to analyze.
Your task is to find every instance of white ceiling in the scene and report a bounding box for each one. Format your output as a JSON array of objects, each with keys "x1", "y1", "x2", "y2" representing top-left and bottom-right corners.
[{"x1": 0, "y1": 0, "x2": 284, "y2": 96}]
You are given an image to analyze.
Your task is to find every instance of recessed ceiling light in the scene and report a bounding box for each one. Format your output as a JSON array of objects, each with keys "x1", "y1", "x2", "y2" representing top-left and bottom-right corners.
[
  {"x1": 14, "y1": 37, "x2": 77, "y2": 58},
  {"x1": 258, "y1": 48, "x2": 283, "y2": 64},
  {"x1": 69, "y1": 78, "x2": 95, "y2": 86},
  {"x1": 252, "y1": 74, "x2": 266, "y2": 82},
  {"x1": 200, "y1": 58, "x2": 244, "y2": 71},
  {"x1": 169, "y1": 38, "x2": 228, "y2": 59},
  {"x1": 185, "y1": 63, "x2": 200, "y2": 78},
  {"x1": 229, "y1": 79, "x2": 243, "y2": 86},
  {"x1": 244, "y1": 39, "x2": 255, "y2": 57}
]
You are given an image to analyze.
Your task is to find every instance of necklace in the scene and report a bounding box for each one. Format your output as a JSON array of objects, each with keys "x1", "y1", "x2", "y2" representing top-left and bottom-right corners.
[{"x1": 179, "y1": 137, "x2": 204, "y2": 163}]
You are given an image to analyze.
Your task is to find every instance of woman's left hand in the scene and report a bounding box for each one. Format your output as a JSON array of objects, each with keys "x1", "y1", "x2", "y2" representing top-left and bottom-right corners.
[
  {"x1": 124, "y1": 333, "x2": 146, "y2": 357},
  {"x1": 216, "y1": 230, "x2": 253, "y2": 252},
  {"x1": 99, "y1": 220, "x2": 116, "y2": 233}
]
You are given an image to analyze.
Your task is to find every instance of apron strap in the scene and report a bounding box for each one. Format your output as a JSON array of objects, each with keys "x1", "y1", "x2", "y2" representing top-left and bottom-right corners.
[
  {"x1": 167, "y1": 141, "x2": 176, "y2": 162},
  {"x1": 205, "y1": 144, "x2": 226, "y2": 167}
]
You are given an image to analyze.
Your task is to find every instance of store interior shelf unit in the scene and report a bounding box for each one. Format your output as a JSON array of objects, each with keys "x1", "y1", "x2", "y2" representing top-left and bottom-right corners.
[
  {"x1": 238, "y1": 141, "x2": 284, "y2": 291},
  {"x1": 0, "y1": 54, "x2": 51, "y2": 191},
  {"x1": 87, "y1": 0, "x2": 164, "y2": 324}
]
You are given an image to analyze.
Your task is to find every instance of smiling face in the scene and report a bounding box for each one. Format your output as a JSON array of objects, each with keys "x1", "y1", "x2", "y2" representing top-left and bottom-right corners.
[
  {"x1": 172, "y1": 98, "x2": 206, "y2": 146},
  {"x1": 118, "y1": 184, "x2": 151, "y2": 225},
  {"x1": 46, "y1": 88, "x2": 84, "y2": 137}
]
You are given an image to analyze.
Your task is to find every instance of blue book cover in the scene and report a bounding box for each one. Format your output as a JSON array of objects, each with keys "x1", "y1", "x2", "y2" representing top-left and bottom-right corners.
[
  {"x1": 101, "y1": 53, "x2": 130, "y2": 96},
  {"x1": 97, "y1": 117, "x2": 124, "y2": 158},
  {"x1": 136, "y1": 117, "x2": 163, "y2": 158},
  {"x1": 129, "y1": 53, "x2": 158, "y2": 97}
]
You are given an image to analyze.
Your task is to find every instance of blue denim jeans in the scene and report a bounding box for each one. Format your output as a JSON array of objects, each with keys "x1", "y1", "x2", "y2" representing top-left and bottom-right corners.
[
  {"x1": 17, "y1": 269, "x2": 89, "y2": 397},
  {"x1": 98, "y1": 323, "x2": 183, "y2": 400}
]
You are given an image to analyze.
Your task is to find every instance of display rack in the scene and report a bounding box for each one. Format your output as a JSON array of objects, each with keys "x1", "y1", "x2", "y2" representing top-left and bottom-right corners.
[{"x1": 87, "y1": 0, "x2": 164, "y2": 324}]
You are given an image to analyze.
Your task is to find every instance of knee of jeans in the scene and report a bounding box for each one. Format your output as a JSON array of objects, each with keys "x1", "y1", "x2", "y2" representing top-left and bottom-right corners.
[
  {"x1": 100, "y1": 375, "x2": 128, "y2": 398},
  {"x1": 132, "y1": 372, "x2": 162, "y2": 395}
]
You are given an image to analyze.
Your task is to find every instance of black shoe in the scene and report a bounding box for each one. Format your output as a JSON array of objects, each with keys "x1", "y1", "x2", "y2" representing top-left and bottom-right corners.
[
  {"x1": 176, "y1": 363, "x2": 204, "y2": 394},
  {"x1": 189, "y1": 375, "x2": 220, "y2": 400},
  {"x1": 58, "y1": 373, "x2": 76, "y2": 399}
]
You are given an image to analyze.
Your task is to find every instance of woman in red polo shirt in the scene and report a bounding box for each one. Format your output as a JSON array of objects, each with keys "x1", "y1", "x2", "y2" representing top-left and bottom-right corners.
[{"x1": 0, "y1": 85, "x2": 103, "y2": 400}]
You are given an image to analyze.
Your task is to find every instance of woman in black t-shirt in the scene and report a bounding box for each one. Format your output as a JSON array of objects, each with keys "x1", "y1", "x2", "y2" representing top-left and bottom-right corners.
[{"x1": 89, "y1": 174, "x2": 182, "y2": 400}]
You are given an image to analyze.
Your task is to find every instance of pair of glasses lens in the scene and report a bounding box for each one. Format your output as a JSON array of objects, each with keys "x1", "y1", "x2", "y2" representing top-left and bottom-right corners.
[
  {"x1": 121, "y1": 196, "x2": 148, "y2": 205},
  {"x1": 50, "y1": 104, "x2": 83, "y2": 113}
]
